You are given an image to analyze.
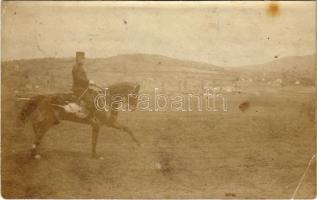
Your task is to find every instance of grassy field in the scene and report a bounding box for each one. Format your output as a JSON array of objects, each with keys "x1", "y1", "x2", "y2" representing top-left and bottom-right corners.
[{"x1": 2, "y1": 83, "x2": 315, "y2": 198}]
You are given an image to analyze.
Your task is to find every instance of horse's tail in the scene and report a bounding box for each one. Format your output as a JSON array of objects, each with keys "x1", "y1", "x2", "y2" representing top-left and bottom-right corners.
[{"x1": 18, "y1": 95, "x2": 45, "y2": 124}]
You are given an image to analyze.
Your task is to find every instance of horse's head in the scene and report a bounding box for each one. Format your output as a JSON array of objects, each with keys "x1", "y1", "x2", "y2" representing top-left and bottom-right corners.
[{"x1": 107, "y1": 82, "x2": 140, "y2": 112}]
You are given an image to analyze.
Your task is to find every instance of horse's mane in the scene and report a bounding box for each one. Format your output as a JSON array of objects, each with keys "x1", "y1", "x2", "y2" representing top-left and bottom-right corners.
[{"x1": 107, "y1": 82, "x2": 140, "y2": 96}]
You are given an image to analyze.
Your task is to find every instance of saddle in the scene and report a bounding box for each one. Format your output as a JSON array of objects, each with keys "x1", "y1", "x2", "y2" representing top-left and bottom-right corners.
[{"x1": 50, "y1": 93, "x2": 90, "y2": 119}]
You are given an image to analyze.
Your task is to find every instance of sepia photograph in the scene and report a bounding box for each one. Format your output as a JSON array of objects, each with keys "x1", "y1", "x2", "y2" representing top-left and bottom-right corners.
[{"x1": 1, "y1": 1, "x2": 316, "y2": 198}]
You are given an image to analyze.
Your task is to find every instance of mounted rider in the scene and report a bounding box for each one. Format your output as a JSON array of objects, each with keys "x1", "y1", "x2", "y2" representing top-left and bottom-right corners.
[{"x1": 72, "y1": 51, "x2": 97, "y2": 123}]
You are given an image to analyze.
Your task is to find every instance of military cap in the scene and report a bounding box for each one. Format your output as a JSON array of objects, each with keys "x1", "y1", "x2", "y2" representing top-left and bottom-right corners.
[{"x1": 76, "y1": 51, "x2": 85, "y2": 59}]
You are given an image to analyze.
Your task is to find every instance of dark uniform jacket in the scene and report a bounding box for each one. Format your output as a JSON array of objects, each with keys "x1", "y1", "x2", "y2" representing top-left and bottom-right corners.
[{"x1": 72, "y1": 63, "x2": 89, "y2": 95}]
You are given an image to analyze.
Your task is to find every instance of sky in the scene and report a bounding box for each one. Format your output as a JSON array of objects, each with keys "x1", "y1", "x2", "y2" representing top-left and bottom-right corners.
[{"x1": 2, "y1": 1, "x2": 316, "y2": 67}]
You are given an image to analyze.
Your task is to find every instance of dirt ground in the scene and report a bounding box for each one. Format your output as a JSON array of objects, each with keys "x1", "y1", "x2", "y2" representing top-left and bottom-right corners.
[{"x1": 1, "y1": 86, "x2": 316, "y2": 198}]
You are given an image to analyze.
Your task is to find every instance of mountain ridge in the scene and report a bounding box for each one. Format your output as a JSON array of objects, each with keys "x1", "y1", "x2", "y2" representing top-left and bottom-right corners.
[{"x1": 2, "y1": 53, "x2": 315, "y2": 85}]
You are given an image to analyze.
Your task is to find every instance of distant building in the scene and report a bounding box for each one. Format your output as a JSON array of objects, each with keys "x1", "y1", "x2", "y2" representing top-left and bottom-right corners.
[
  {"x1": 272, "y1": 78, "x2": 282, "y2": 87},
  {"x1": 14, "y1": 64, "x2": 20, "y2": 71}
]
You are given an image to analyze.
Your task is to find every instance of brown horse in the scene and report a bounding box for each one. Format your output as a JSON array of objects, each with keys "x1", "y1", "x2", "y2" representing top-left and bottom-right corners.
[{"x1": 18, "y1": 82, "x2": 141, "y2": 159}]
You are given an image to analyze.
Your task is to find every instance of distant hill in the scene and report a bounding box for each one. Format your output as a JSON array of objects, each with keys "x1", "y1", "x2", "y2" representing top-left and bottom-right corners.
[
  {"x1": 2, "y1": 53, "x2": 226, "y2": 80},
  {"x1": 232, "y1": 55, "x2": 315, "y2": 85},
  {"x1": 86, "y1": 53, "x2": 224, "y2": 74},
  {"x1": 2, "y1": 54, "x2": 230, "y2": 93},
  {"x1": 1, "y1": 54, "x2": 315, "y2": 94}
]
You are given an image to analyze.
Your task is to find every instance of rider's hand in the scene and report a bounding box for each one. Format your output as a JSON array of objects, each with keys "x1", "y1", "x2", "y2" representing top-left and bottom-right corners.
[{"x1": 89, "y1": 80, "x2": 95, "y2": 85}]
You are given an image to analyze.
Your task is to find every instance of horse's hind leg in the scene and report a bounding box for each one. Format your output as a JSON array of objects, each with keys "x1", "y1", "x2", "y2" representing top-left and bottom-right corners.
[
  {"x1": 31, "y1": 122, "x2": 50, "y2": 159},
  {"x1": 91, "y1": 123, "x2": 102, "y2": 159},
  {"x1": 109, "y1": 121, "x2": 141, "y2": 146}
]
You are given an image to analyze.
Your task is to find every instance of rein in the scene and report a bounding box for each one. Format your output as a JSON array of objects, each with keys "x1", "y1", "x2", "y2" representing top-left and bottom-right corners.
[{"x1": 76, "y1": 86, "x2": 90, "y2": 102}]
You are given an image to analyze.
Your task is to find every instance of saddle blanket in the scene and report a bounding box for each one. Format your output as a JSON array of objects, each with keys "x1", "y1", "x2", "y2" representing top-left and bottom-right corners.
[{"x1": 63, "y1": 102, "x2": 89, "y2": 118}]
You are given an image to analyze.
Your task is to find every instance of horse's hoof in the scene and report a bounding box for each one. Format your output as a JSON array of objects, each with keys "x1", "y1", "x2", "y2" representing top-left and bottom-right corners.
[
  {"x1": 91, "y1": 154, "x2": 104, "y2": 160},
  {"x1": 99, "y1": 156, "x2": 104, "y2": 160},
  {"x1": 34, "y1": 154, "x2": 41, "y2": 160}
]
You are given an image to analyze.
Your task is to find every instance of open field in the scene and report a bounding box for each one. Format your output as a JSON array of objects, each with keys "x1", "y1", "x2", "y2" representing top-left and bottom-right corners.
[
  {"x1": 2, "y1": 83, "x2": 315, "y2": 198},
  {"x1": 2, "y1": 1, "x2": 315, "y2": 198}
]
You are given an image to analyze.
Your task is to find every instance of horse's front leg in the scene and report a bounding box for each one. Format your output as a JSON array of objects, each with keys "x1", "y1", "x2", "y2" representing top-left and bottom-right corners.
[
  {"x1": 91, "y1": 123, "x2": 104, "y2": 159},
  {"x1": 109, "y1": 121, "x2": 141, "y2": 146}
]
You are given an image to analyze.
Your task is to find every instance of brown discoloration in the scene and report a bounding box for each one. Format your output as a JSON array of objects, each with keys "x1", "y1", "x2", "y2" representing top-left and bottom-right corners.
[
  {"x1": 225, "y1": 193, "x2": 237, "y2": 197},
  {"x1": 267, "y1": 2, "x2": 280, "y2": 17},
  {"x1": 156, "y1": 153, "x2": 173, "y2": 178},
  {"x1": 239, "y1": 101, "x2": 250, "y2": 112}
]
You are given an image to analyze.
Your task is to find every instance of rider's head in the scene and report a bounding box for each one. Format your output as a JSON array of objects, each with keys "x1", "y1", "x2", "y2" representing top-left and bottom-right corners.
[{"x1": 76, "y1": 51, "x2": 85, "y2": 65}]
